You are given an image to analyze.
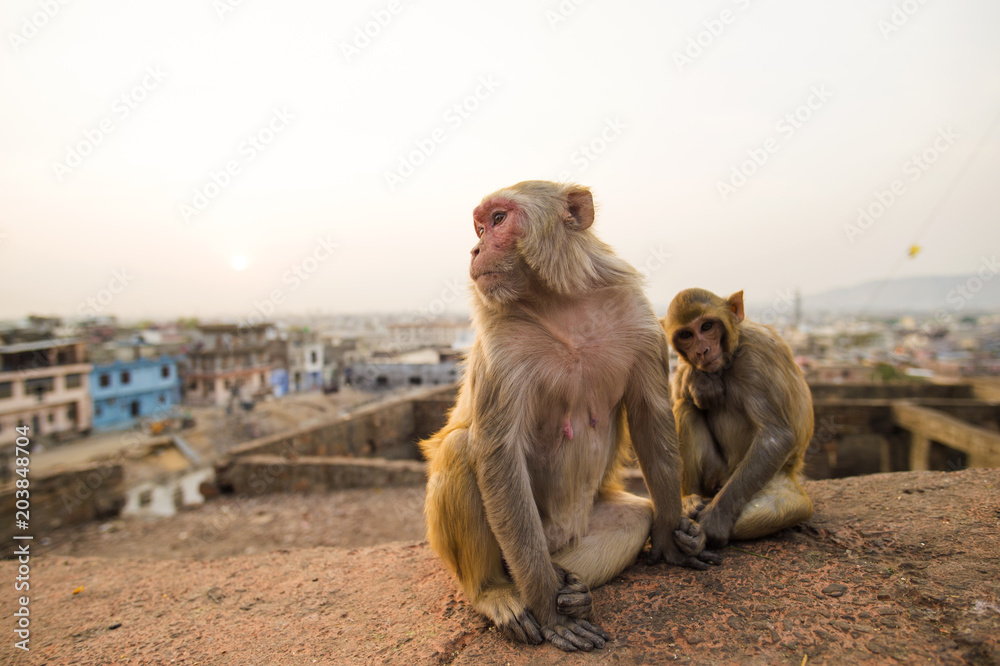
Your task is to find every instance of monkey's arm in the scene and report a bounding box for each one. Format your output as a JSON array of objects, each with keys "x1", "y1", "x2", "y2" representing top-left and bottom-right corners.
[
  {"x1": 696, "y1": 374, "x2": 798, "y2": 547},
  {"x1": 675, "y1": 397, "x2": 729, "y2": 496},
  {"x1": 474, "y1": 431, "x2": 560, "y2": 616},
  {"x1": 474, "y1": 428, "x2": 609, "y2": 651},
  {"x1": 625, "y1": 347, "x2": 718, "y2": 569}
]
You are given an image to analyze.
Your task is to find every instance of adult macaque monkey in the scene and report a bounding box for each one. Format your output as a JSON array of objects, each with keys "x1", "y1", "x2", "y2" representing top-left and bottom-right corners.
[
  {"x1": 664, "y1": 288, "x2": 814, "y2": 549},
  {"x1": 421, "y1": 181, "x2": 717, "y2": 653}
]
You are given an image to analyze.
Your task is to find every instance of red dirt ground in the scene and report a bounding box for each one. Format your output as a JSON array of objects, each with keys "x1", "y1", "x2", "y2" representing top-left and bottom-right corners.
[{"x1": 2, "y1": 468, "x2": 998, "y2": 664}]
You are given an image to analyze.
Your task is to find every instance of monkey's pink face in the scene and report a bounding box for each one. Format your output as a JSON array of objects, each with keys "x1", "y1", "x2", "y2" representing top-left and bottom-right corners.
[
  {"x1": 674, "y1": 316, "x2": 726, "y2": 372},
  {"x1": 470, "y1": 197, "x2": 525, "y2": 297}
]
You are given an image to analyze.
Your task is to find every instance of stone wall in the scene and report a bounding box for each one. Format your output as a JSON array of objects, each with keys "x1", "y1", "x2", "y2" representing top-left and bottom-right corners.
[
  {"x1": 808, "y1": 382, "x2": 974, "y2": 400},
  {"x1": 217, "y1": 455, "x2": 427, "y2": 495},
  {"x1": 0, "y1": 462, "x2": 124, "y2": 556}
]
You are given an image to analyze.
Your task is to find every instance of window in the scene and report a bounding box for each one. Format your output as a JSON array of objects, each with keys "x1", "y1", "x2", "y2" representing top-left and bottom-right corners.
[
  {"x1": 99, "y1": 374, "x2": 111, "y2": 388},
  {"x1": 158, "y1": 394, "x2": 166, "y2": 404},
  {"x1": 0, "y1": 382, "x2": 11, "y2": 399},
  {"x1": 121, "y1": 370, "x2": 131, "y2": 384},
  {"x1": 95, "y1": 405, "x2": 103, "y2": 417},
  {"x1": 310, "y1": 351, "x2": 318, "y2": 364},
  {"x1": 47, "y1": 413, "x2": 54, "y2": 424},
  {"x1": 65, "y1": 374, "x2": 82, "y2": 389},
  {"x1": 24, "y1": 377, "x2": 54, "y2": 396},
  {"x1": 68, "y1": 403, "x2": 77, "y2": 423},
  {"x1": 161, "y1": 365, "x2": 170, "y2": 378}
]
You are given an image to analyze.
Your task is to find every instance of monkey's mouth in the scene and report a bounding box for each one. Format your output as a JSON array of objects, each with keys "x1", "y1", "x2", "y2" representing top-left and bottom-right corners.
[{"x1": 698, "y1": 355, "x2": 724, "y2": 373}]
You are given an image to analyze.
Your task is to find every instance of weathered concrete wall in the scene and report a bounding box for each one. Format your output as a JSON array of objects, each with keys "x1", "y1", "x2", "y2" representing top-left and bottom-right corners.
[
  {"x1": 217, "y1": 455, "x2": 426, "y2": 495},
  {"x1": 226, "y1": 396, "x2": 417, "y2": 460},
  {"x1": 412, "y1": 393, "x2": 457, "y2": 451},
  {"x1": 0, "y1": 462, "x2": 124, "y2": 556},
  {"x1": 224, "y1": 386, "x2": 458, "y2": 466},
  {"x1": 893, "y1": 402, "x2": 1000, "y2": 468},
  {"x1": 808, "y1": 383, "x2": 974, "y2": 400},
  {"x1": 211, "y1": 382, "x2": 997, "y2": 496},
  {"x1": 971, "y1": 378, "x2": 1000, "y2": 402}
]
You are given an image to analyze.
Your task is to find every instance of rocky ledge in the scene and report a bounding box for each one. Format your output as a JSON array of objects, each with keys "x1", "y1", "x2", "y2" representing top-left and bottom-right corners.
[{"x1": 2, "y1": 468, "x2": 998, "y2": 664}]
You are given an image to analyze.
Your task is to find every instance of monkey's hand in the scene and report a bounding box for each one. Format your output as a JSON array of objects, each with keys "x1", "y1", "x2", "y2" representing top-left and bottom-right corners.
[
  {"x1": 694, "y1": 501, "x2": 736, "y2": 549},
  {"x1": 554, "y1": 566, "x2": 592, "y2": 618},
  {"x1": 673, "y1": 516, "x2": 706, "y2": 555},
  {"x1": 649, "y1": 521, "x2": 722, "y2": 570},
  {"x1": 541, "y1": 616, "x2": 611, "y2": 652},
  {"x1": 496, "y1": 610, "x2": 544, "y2": 646}
]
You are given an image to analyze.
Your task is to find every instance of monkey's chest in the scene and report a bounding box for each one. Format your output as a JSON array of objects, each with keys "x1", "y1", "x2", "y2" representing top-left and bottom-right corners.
[{"x1": 533, "y1": 338, "x2": 631, "y2": 430}]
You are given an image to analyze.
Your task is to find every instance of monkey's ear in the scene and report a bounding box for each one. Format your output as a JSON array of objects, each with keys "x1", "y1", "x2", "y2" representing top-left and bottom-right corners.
[
  {"x1": 563, "y1": 187, "x2": 594, "y2": 230},
  {"x1": 727, "y1": 290, "x2": 745, "y2": 323}
]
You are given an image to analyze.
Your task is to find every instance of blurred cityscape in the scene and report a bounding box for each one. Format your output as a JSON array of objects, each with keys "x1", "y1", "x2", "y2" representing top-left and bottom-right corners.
[
  {"x1": 2, "y1": 284, "x2": 999, "y2": 550},
  {"x1": 4, "y1": 296, "x2": 999, "y2": 449}
]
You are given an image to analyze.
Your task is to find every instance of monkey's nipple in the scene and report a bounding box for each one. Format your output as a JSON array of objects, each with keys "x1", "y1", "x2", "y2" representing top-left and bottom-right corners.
[
  {"x1": 589, "y1": 414, "x2": 598, "y2": 428},
  {"x1": 562, "y1": 421, "x2": 574, "y2": 441}
]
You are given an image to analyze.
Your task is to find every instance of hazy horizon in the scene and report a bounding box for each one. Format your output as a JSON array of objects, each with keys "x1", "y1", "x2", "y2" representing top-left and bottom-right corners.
[{"x1": 2, "y1": 1, "x2": 999, "y2": 322}]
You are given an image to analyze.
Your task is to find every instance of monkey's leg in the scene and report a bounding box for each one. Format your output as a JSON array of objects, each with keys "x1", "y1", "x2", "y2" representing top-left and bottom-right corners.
[
  {"x1": 424, "y1": 430, "x2": 543, "y2": 644},
  {"x1": 730, "y1": 473, "x2": 814, "y2": 541},
  {"x1": 551, "y1": 491, "x2": 653, "y2": 595}
]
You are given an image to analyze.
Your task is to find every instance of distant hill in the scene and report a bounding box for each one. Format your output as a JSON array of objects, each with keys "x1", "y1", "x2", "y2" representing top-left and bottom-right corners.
[{"x1": 803, "y1": 274, "x2": 1000, "y2": 314}]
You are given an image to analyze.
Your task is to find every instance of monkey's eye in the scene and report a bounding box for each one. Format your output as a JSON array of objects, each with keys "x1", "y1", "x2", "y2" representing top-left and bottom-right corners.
[
  {"x1": 492, "y1": 211, "x2": 506, "y2": 225},
  {"x1": 677, "y1": 330, "x2": 693, "y2": 340},
  {"x1": 700, "y1": 321, "x2": 714, "y2": 333}
]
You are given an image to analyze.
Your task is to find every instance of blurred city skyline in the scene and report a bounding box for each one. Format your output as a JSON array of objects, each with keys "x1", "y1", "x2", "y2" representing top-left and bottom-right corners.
[{"x1": 2, "y1": 0, "x2": 999, "y2": 321}]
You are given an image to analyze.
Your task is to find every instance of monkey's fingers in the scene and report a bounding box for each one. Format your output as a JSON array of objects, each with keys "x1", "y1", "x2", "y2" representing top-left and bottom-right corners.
[
  {"x1": 557, "y1": 591, "x2": 592, "y2": 618},
  {"x1": 682, "y1": 555, "x2": 714, "y2": 571},
  {"x1": 498, "y1": 611, "x2": 543, "y2": 645},
  {"x1": 698, "y1": 549, "x2": 723, "y2": 566},
  {"x1": 577, "y1": 619, "x2": 611, "y2": 642},
  {"x1": 543, "y1": 619, "x2": 607, "y2": 652},
  {"x1": 673, "y1": 530, "x2": 701, "y2": 557},
  {"x1": 673, "y1": 517, "x2": 707, "y2": 556}
]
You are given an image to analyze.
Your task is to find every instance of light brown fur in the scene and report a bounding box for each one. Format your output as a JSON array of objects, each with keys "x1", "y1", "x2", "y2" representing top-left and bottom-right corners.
[
  {"x1": 421, "y1": 181, "x2": 714, "y2": 653},
  {"x1": 664, "y1": 288, "x2": 814, "y2": 548}
]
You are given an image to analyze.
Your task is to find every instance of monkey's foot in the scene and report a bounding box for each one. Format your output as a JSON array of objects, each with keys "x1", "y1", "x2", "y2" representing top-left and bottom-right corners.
[
  {"x1": 554, "y1": 567, "x2": 592, "y2": 618},
  {"x1": 682, "y1": 494, "x2": 707, "y2": 519},
  {"x1": 496, "y1": 609, "x2": 544, "y2": 646},
  {"x1": 542, "y1": 617, "x2": 610, "y2": 652}
]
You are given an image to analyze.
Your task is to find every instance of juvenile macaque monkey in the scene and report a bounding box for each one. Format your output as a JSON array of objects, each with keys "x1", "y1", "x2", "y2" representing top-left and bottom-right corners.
[
  {"x1": 421, "y1": 181, "x2": 716, "y2": 653},
  {"x1": 664, "y1": 288, "x2": 814, "y2": 548}
]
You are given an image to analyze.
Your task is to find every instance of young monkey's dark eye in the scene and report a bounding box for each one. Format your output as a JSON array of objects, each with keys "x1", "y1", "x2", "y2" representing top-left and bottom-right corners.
[
  {"x1": 701, "y1": 321, "x2": 714, "y2": 332},
  {"x1": 492, "y1": 211, "x2": 506, "y2": 225},
  {"x1": 677, "y1": 330, "x2": 693, "y2": 340}
]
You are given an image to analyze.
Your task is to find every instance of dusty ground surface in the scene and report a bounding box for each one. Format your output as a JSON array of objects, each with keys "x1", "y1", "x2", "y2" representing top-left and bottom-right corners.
[
  {"x1": 34, "y1": 487, "x2": 429, "y2": 560},
  {"x1": 3, "y1": 468, "x2": 999, "y2": 664}
]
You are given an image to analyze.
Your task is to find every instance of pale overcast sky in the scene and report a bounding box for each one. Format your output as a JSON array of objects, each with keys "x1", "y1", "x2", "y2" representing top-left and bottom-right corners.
[{"x1": 1, "y1": 0, "x2": 998, "y2": 321}]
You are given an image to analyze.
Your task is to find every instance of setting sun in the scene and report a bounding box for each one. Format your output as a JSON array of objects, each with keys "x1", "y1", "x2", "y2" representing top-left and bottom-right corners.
[{"x1": 230, "y1": 255, "x2": 248, "y2": 271}]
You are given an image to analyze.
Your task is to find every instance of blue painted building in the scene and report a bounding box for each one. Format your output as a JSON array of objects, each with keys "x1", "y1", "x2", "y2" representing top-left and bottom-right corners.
[
  {"x1": 90, "y1": 355, "x2": 183, "y2": 430},
  {"x1": 270, "y1": 368, "x2": 289, "y2": 398}
]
